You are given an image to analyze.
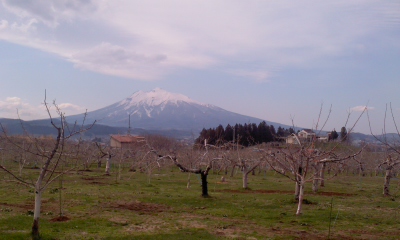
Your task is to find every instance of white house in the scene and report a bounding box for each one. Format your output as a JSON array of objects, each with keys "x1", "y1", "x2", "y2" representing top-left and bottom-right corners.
[{"x1": 298, "y1": 129, "x2": 316, "y2": 141}]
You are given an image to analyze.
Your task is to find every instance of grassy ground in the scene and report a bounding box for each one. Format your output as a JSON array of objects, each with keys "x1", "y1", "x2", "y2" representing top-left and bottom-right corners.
[{"x1": 1, "y1": 165, "x2": 400, "y2": 239}]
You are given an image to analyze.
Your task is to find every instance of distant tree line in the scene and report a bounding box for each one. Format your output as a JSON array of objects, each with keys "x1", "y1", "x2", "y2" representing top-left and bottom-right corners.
[{"x1": 195, "y1": 121, "x2": 295, "y2": 147}]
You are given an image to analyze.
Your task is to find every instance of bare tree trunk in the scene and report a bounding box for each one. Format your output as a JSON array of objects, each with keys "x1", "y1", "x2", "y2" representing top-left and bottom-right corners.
[
  {"x1": 243, "y1": 172, "x2": 249, "y2": 189},
  {"x1": 320, "y1": 162, "x2": 326, "y2": 187},
  {"x1": 32, "y1": 188, "x2": 42, "y2": 239},
  {"x1": 105, "y1": 156, "x2": 111, "y2": 175},
  {"x1": 230, "y1": 165, "x2": 236, "y2": 177},
  {"x1": 84, "y1": 160, "x2": 90, "y2": 171},
  {"x1": 383, "y1": 168, "x2": 392, "y2": 196},
  {"x1": 296, "y1": 182, "x2": 305, "y2": 216},
  {"x1": 312, "y1": 164, "x2": 320, "y2": 193},
  {"x1": 294, "y1": 167, "x2": 302, "y2": 201},
  {"x1": 295, "y1": 182, "x2": 300, "y2": 201},
  {"x1": 312, "y1": 178, "x2": 319, "y2": 193},
  {"x1": 200, "y1": 172, "x2": 209, "y2": 197}
]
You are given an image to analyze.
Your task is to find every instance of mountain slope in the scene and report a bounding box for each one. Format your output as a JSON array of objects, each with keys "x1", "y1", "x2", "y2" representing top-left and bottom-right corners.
[{"x1": 66, "y1": 88, "x2": 283, "y2": 131}]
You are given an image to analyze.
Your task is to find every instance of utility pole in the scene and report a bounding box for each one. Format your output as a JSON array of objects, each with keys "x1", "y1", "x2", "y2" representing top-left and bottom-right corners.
[{"x1": 128, "y1": 114, "x2": 131, "y2": 135}]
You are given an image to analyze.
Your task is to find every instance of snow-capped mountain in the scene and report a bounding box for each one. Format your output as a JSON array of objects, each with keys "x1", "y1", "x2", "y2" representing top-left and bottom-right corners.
[{"x1": 66, "y1": 88, "x2": 280, "y2": 132}]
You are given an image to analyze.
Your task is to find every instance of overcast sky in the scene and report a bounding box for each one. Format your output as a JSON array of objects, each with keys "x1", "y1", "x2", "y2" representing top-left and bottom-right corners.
[{"x1": 0, "y1": 0, "x2": 399, "y2": 134}]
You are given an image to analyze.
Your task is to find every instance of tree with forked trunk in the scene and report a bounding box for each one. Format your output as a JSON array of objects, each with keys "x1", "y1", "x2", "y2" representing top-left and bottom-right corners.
[
  {"x1": 148, "y1": 139, "x2": 222, "y2": 197},
  {"x1": 258, "y1": 104, "x2": 365, "y2": 215},
  {"x1": 379, "y1": 155, "x2": 400, "y2": 196},
  {"x1": 0, "y1": 93, "x2": 95, "y2": 239},
  {"x1": 367, "y1": 103, "x2": 400, "y2": 196},
  {"x1": 224, "y1": 144, "x2": 264, "y2": 189}
]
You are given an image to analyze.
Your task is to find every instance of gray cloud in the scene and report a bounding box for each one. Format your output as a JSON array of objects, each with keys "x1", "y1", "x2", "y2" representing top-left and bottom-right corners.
[
  {"x1": 0, "y1": 0, "x2": 399, "y2": 81},
  {"x1": 70, "y1": 42, "x2": 168, "y2": 80},
  {"x1": 2, "y1": 0, "x2": 97, "y2": 27}
]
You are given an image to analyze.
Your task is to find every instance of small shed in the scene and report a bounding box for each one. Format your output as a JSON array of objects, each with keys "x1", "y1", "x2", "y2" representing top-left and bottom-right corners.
[
  {"x1": 110, "y1": 135, "x2": 145, "y2": 148},
  {"x1": 286, "y1": 133, "x2": 300, "y2": 144}
]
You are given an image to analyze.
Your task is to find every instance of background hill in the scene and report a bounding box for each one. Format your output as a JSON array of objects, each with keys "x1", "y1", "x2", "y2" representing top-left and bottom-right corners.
[
  {"x1": 65, "y1": 88, "x2": 288, "y2": 133},
  {"x1": 2, "y1": 88, "x2": 392, "y2": 142}
]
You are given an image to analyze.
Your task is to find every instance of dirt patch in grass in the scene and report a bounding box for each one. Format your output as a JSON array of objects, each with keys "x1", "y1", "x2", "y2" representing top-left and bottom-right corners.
[
  {"x1": 88, "y1": 181, "x2": 108, "y2": 185},
  {"x1": 50, "y1": 216, "x2": 70, "y2": 222},
  {"x1": 80, "y1": 177, "x2": 108, "y2": 185},
  {"x1": 0, "y1": 202, "x2": 32, "y2": 210},
  {"x1": 312, "y1": 191, "x2": 355, "y2": 197},
  {"x1": 216, "y1": 189, "x2": 293, "y2": 194},
  {"x1": 109, "y1": 201, "x2": 170, "y2": 214}
]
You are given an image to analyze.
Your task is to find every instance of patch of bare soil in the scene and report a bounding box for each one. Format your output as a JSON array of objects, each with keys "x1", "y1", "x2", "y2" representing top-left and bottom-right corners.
[
  {"x1": 311, "y1": 191, "x2": 355, "y2": 197},
  {"x1": 216, "y1": 189, "x2": 293, "y2": 194},
  {"x1": 50, "y1": 216, "x2": 70, "y2": 222},
  {"x1": 344, "y1": 229, "x2": 400, "y2": 239},
  {"x1": 109, "y1": 201, "x2": 170, "y2": 214},
  {"x1": 0, "y1": 202, "x2": 32, "y2": 210},
  {"x1": 81, "y1": 177, "x2": 108, "y2": 185},
  {"x1": 88, "y1": 181, "x2": 108, "y2": 185}
]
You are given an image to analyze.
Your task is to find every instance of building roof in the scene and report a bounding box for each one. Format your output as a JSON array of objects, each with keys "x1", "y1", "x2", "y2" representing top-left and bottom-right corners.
[
  {"x1": 110, "y1": 135, "x2": 145, "y2": 143},
  {"x1": 301, "y1": 129, "x2": 315, "y2": 134}
]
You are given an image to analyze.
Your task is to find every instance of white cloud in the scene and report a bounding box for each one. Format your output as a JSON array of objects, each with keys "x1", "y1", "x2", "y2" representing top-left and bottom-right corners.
[
  {"x1": 350, "y1": 106, "x2": 374, "y2": 112},
  {"x1": 0, "y1": 97, "x2": 85, "y2": 120},
  {"x1": 0, "y1": 19, "x2": 8, "y2": 29},
  {"x1": 57, "y1": 103, "x2": 85, "y2": 112},
  {"x1": 227, "y1": 69, "x2": 271, "y2": 83},
  {"x1": 0, "y1": 97, "x2": 42, "y2": 119}
]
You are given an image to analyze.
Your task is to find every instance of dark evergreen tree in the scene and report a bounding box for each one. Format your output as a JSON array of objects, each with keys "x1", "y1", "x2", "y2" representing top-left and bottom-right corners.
[
  {"x1": 195, "y1": 128, "x2": 208, "y2": 145},
  {"x1": 224, "y1": 124, "x2": 234, "y2": 142},
  {"x1": 277, "y1": 126, "x2": 285, "y2": 137},
  {"x1": 269, "y1": 125, "x2": 276, "y2": 141},
  {"x1": 340, "y1": 127, "x2": 347, "y2": 142},
  {"x1": 208, "y1": 128, "x2": 217, "y2": 145},
  {"x1": 258, "y1": 121, "x2": 273, "y2": 143},
  {"x1": 249, "y1": 123, "x2": 259, "y2": 144},
  {"x1": 234, "y1": 124, "x2": 239, "y2": 143},
  {"x1": 330, "y1": 129, "x2": 339, "y2": 141},
  {"x1": 215, "y1": 124, "x2": 225, "y2": 144},
  {"x1": 196, "y1": 122, "x2": 289, "y2": 146}
]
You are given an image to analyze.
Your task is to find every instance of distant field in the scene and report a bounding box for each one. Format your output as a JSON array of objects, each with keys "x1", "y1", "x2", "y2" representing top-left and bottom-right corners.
[{"x1": 1, "y1": 165, "x2": 400, "y2": 239}]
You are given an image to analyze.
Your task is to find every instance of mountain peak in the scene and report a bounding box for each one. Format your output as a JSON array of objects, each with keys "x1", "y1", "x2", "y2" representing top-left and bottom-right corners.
[
  {"x1": 66, "y1": 88, "x2": 279, "y2": 132},
  {"x1": 119, "y1": 88, "x2": 202, "y2": 108}
]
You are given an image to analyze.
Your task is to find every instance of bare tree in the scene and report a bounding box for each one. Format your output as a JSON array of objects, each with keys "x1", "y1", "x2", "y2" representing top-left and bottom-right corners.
[
  {"x1": 258, "y1": 105, "x2": 365, "y2": 215},
  {"x1": 224, "y1": 142, "x2": 264, "y2": 189},
  {"x1": 379, "y1": 154, "x2": 400, "y2": 196},
  {"x1": 367, "y1": 103, "x2": 400, "y2": 196},
  {"x1": 95, "y1": 142, "x2": 115, "y2": 176},
  {"x1": 0, "y1": 94, "x2": 95, "y2": 239},
  {"x1": 149, "y1": 139, "x2": 222, "y2": 197}
]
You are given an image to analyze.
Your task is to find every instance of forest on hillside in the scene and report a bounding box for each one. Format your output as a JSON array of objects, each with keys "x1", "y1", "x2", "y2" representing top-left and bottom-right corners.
[{"x1": 195, "y1": 121, "x2": 295, "y2": 146}]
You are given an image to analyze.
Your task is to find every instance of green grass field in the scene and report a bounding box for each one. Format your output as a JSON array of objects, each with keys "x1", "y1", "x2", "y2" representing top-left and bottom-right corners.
[{"x1": 1, "y1": 165, "x2": 400, "y2": 239}]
